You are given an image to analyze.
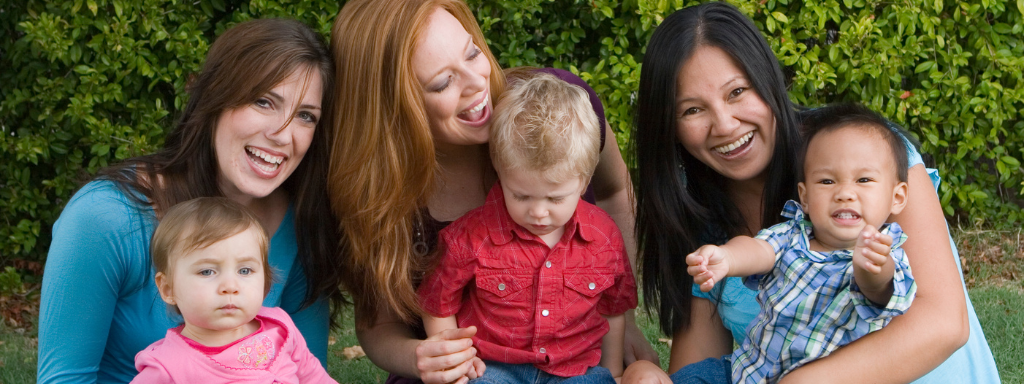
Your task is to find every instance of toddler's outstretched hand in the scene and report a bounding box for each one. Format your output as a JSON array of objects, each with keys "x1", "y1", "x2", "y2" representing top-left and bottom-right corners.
[
  {"x1": 686, "y1": 245, "x2": 730, "y2": 292},
  {"x1": 852, "y1": 226, "x2": 893, "y2": 274}
]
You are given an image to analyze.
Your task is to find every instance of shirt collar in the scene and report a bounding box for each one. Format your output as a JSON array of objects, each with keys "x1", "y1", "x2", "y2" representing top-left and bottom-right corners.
[{"x1": 484, "y1": 181, "x2": 593, "y2": 246}]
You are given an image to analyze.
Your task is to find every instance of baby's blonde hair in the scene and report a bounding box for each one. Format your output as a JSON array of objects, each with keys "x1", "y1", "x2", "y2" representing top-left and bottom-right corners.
[
  {"x1": 151, "y1": 197, "x2": 273, "y2": 308},
  {"x1": 490, "y1": 73, "x2": 601, "y2": 183}
]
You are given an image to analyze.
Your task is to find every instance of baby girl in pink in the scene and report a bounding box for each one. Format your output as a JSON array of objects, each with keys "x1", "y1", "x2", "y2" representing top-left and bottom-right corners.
[{"x1": 131, "y1": 197, "x2": 335, "y2": 383}]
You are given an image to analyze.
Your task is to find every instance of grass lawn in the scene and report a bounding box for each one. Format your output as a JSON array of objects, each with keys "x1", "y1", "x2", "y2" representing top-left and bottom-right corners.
[{"x1": 2, "y1": 228, "x2": 1022, "y2": 383}]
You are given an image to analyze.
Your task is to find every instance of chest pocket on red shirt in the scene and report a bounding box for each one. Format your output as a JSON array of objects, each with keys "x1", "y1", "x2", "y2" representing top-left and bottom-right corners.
[
  {"x1": 562, "y1": 271, "x2": 615, "y2": 311},
  {"x1": 475, "y1": 271, "x2": 535, "y2": 327}
]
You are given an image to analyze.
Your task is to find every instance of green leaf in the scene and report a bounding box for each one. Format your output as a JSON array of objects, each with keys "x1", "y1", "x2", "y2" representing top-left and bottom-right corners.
[
  {"x1": 771, "y1": 12, "x2": 789, "y2": 23},
  {"x1": 87, "y1": 0, "x2": 98, "y2": 15}
]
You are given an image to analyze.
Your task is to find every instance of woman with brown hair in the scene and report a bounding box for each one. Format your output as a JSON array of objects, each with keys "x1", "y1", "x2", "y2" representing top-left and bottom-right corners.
[
  {"x1": 38, "y1": 18, "x2": 344, "y2": 383},
  {"x1": 329, "y1": 1, "x2": 654, "y2": 383}
]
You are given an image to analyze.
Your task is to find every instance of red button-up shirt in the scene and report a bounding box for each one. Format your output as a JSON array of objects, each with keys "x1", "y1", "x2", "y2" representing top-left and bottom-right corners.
[{"x1": 418, "y1": 182, "x2": 637, "y2": 377}]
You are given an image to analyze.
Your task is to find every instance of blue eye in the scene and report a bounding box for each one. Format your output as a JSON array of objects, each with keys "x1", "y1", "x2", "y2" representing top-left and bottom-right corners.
[
  {"x1": 239, "y1": 267, "x2": 253, "y2": 276},
  {"x1": 198, "y1": 269, "x2": 214, "y2": 276}
]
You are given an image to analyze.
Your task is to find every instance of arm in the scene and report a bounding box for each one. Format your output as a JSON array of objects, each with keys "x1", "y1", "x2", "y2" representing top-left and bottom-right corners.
[
  {"x1": 423, "y1": 315, "x2": 458, "y2": 337},
  {"x1": 38, "y1": 187, "x2": 139, "y2": 383},
  {"x1": 355, "y1": 304, "x2": 480, "y2": 384},
  {"x1": 668, "y1": 298, "x2": 733, "y2": 373},
  {"x1": 277, "y1": 308, "x2": 338, "y2": 384},
  {"x1": 780, "y1": 165, "x2": 968, "y2": 383},
  {"x1": 592, "y1": 122, "x2": 659, "y2": 365},
  {"x1": 601, "y1": 314, "x2": 626, "y2": 377},
  {"x1": 686, "y1": 237, "x2": 775, "y2": 292}
]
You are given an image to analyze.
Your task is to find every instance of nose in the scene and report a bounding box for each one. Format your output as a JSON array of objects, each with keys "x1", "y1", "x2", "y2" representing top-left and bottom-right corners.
[
  {"x1": 834, "y1": 183, "x2": 856, "y2": 202},
  {"x1": 266, "y1": 116, "x2": 296, "y2": 146},
  {"x1": 461, "y1": 67, "x2": 488, "y2": 96},
  {"x1": 529, "y1": 204, "x2": 548, "y2": 220},
  {"x1": 709, "y1": 103, "x2": 741, "y2": 137},
  {"x1": 219, "y1": 276, "x2": 240, "y2": 295}
]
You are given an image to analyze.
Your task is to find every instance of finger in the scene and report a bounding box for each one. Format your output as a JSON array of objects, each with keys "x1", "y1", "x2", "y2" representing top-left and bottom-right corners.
[
  {"x1": 419, "y1": 337, "x2": 474, "y2": 359},
  {"x1": 685, "y1": 253, "x2": 704, "y2": 267},
  {"x1": 863, "y1": 260, "x2": 882, "y2": 274},
  {"x1": 687, "y1": 264, "x2": 706, "y2": 277},
  {"x1": 438, "y1": 326, "x2": 477, "y2": 341},
  {"x1": 700, "y1": 276, "x2": 715, "y2": 292},
  {"x1": 429, "y1": 358, "x2": 474, "y2": 384}
]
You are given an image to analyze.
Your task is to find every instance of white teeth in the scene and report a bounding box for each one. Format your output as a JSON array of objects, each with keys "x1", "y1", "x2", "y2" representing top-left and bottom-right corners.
[
  {"x1": 835, "y1": 212, "x2": 857, "y2": 219},
  {"x1": 714, "y1": 132, "x2": 754, "y2": 154},
  {"x1": 246, "y1": 147, "x2": 283, "y2": 165},
  {"x1": 463, "y1": 93, "x2": 488, "y2": 115}
]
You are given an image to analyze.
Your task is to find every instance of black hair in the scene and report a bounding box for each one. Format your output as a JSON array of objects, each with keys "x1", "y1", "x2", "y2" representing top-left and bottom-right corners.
[
  {"x1": 799, "y1": 103, "x2": 909, "y2": 183},
  {"x1": 631, "y1": 2, "x2": 802, "y2": 335}
]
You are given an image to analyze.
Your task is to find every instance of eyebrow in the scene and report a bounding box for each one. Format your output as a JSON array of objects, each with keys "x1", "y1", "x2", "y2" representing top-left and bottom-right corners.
[
  {"x1": 267, "y1": 90, "x2": 321, "y2": 111},
  {"x1": 675, "y1": 75, "x2": 746, "y2": 104}
]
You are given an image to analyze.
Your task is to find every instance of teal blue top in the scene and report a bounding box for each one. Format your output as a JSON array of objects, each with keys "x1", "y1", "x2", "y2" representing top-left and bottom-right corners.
[
  {"x1": 692, "y1": 134, "x2": 1000, "y2": 383},
  {"x1": 37, "y1": 180, "x2": 330, "y2": 383}
]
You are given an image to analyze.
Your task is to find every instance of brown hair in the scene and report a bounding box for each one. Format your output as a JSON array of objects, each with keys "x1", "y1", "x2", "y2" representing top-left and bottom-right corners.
[
  {"x1": 151, "y1": 197, "x2": 272, "y2": 311},
  {"x1": 99, "y1": 18, "x2": 345, "y2": 315},
  {"x1": 490, "y1": 73, "x2": 601, "y2": 183},
  {"x1": 330, "y1": 0, "x2": 506, "y2": 325}
]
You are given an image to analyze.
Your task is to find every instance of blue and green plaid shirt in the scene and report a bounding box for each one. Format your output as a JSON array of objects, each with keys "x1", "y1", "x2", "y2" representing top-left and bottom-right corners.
[{"x1": 731, "y1": 200, "x2": 917, "y2": 383}]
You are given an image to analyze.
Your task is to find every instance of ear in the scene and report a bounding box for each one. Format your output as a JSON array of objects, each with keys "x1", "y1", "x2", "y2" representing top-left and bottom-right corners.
[
  {"x1": 890, "y1": 181, "x2": 909, "y2": 216},
  {"x1": 155, "y1": 272, "x2": 175, "y2": 305},
  {"x1": 797, "y1": 181, "x2": 808, "y2": 210}
]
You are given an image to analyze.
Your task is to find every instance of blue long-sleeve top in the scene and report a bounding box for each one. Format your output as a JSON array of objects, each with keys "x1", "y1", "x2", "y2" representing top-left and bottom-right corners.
[{"x1": 37, "y1": 180, "x2": 329, "y2": 383}]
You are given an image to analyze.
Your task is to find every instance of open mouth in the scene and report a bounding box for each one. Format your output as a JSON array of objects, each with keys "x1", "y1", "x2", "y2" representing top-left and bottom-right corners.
[
  {"x1": 246, "y1": 146, "x2": 284, "y2": 173},
  {"x1": 457, "y1": 93, "x2": 489, "y2": 124},
  {"x1": 832, "y1": 209, "x2": 862, "y2": 224},
  {"x1": 713, "y1": 132, "x2": 754, "y2": 156}
]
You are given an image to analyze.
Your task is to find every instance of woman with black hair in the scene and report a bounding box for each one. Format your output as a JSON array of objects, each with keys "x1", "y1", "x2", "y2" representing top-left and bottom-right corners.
[{"x1": 626, "y1": 2, "x2": 998, "y2": 383}]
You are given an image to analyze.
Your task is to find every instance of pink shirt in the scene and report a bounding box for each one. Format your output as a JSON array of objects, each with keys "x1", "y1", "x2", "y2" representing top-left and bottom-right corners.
[
  {"x1": 418, "y1": 182, "x2": 637, "y2": 377},
  {"x1": 131, "y1": 306, "x2": 336, "y2": 384}
]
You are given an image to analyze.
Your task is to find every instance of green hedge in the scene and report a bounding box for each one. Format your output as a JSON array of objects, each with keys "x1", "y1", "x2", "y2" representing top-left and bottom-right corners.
[{"x1": 2, "y1": 0, "x2": 1022, "y2": 267}]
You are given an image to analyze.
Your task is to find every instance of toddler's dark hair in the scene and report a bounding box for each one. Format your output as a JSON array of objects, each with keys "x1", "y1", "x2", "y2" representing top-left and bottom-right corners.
[{"x1": 799, "y1": 103, "x2": 909, "y2": 183}]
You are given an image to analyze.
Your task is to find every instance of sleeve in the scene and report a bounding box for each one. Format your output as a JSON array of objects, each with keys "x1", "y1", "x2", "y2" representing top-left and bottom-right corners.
[
  {"x1": 597, "y1": 226, "x2": 637, "y2": 316},
  {"x1": 849, "y1": 223, "x2": 917, "y2": 321},
  {"x1": 38, "y1": 183, "x2": 150, "y2": 384},
  {"x1": 417, "y1": 226, "x2": 476, "y2": 317},
  {"x1": 130, "y1": 348, "x2": 173, "y2": 384},
  {"x1": 275, "y1": 308, "x2": 339, "y2": 384},
  {"x1": 745, "y1": 219, "x2": 799, "y2": 290},
  {"x1": 277, "y1": 263, "x2": 330, "y2": 368}
]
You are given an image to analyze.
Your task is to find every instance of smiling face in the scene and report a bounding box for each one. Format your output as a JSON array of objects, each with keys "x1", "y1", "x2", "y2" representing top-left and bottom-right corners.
[
  {"x1": 411, "y1": 8, "x2": 493, "y2": 148},
  {"x1": 214, "y1": 68, "x2": 322, "y2": 203},
  {"x1": 798, "y1": 125, "x2": 908, "y2": 251},
  {"x1": 156, "y1": 226, "x2": 266, "y2": 346},
  {"x1": 499, "y1": 168, "x2": 586, "y2": 248},
  {"x1": 675, "y1": 45, "x2": 776, "y2": 183}
]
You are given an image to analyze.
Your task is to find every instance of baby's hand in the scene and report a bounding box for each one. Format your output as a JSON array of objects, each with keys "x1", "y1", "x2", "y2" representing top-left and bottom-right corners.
[
  {"x1": 465, "y1": 356, "x2": 486, "y2": 380},
  {"x1": 852, "y1": 226, "x2": 893, "y2": 274},
  {"x1": 686, "y1": 245, "x2": 730, "y2": 292}
]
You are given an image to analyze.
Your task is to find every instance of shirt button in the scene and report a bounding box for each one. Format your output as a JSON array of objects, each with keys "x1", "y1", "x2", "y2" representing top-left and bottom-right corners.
[
  {"x1": 588, "y1": 282, "x2": 596, "y2": 290},
  {"x1": 542, "y1": 309, "x2": 550, "y2": 317},
  {"x1": 545, "y1": 261, "x2": 552, "y2": 268},
  {"x1": 498, "y1": 283, "x2": 506, "y2": 291},
  {"x1": 539, "y1": 348, "x2": 547, "y2": 354}
]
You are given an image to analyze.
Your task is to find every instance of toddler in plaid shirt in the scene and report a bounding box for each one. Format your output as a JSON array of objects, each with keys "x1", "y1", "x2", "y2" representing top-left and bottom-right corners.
[
  {"x1": 678, "y1": 104, "x2": 918, "y2": 383},
  {"x1": 417, "y1": 73, "x2": 636, "y2": 384}
]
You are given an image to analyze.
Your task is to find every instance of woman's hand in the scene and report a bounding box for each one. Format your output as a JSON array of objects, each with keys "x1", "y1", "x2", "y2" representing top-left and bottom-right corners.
[
  {"x1": 415, "y1": 326, "x2": 482, "y2": 384},
  {"x1": 623, "y1": 312, "x2": 660, "y2": 365}
]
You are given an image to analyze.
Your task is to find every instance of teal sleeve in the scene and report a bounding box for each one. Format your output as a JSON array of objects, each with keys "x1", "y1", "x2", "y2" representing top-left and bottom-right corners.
[
  {"x1": 691, "y1": 276, "x2": 759, "y2": 343},
  {"x1": 37, "y1": 182, "x2": 158, "y2": 383}
]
